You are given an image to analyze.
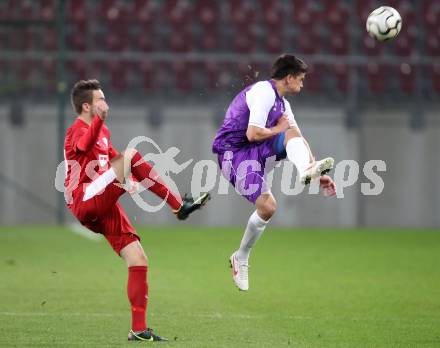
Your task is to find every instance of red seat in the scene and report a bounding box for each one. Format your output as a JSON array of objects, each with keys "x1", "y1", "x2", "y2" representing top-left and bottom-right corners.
[
  {"x1": 169, "y1": 30, "x2": 192, "y2": 52},
  {"x1": 397, "y1": 63, "x2": 415, "y2": 94},
  {"x1": 42, "y1": 28, "x2": 56, "y2": 51},
  {"x1": 40, "y1": 0, "x2": 55, "y2": 21},
  {"x1": 131, "y1": 0, "x2": 156, "y2": 25},
  {"x1": 230, "y1": 0, "x2": 256, "y2": 27},
  {"x1": 355, "y1": 0, "x2": 374, "y2": 24},
  {"x1": 200, "y1": 28, "x2": 218, "y2": 51},
  {"x1": 66, "y1": 26, "x2": 87, "y2": 51},
  {"x1": 394, "y1": 35, "x2": 415, "y2": 57},
  {"x1": 204, "y1": 61, "x2": 220, "y2": 90},
  {"x1": 292, "y1": 0, "x2": 319, "y2": 27},
  {"x1": 195, "y1": 0, "x2": 218, "y2": 29},
  {"x1": 235, "y1": 62, "x2": 258, "y2": 88},
  {"x1": 303, "y1": 64, "x2": 325, "y2": 94},
  {"x1": 294, "y1": 28, "x2": 321, "y2": 54},
  {"x1": 107, "y1": 60, "x2": 128, "y2": 91},
  {"x1": 105, "y1": 31, "x2": 128, "y2": 52},
  {"x1": 136, "y1": 24, "x2": 155, "y2": 51},
  {"x1": 17, "y1": 60, "x2": 34, "y2": 81},
  {"x1": 139, "y1": 60, "x2": 155, "y2": 91},
  {"x1": 334, "y1": 63, "x2": 349, "y2": 93},
  {"x1": 41, "y1": 57, "x2": 56, "y2": 92},
  {"x1": 426, "y1": 33, "x2": 440, "y2": 56},
  {"x1": 165, "y1": 0, "x2": 193, "y2": 27},
  {"x1": 423, "y1": 0, "x2": 440, "y2": 32},
  {"x1": 96, "y1": 0, "x2": 116, "y2": 18},
  {"x1": 13, "y1": 28, "x2": 33, "y2": 50},
  {"x1": 362, "y1": 35, "x2": 383, "y2": 56},
  {"x1": 233, "y1": 30, "x2": 256, "y2": 53},
  {"x1": 324, "y1": 0, "x2": 349, "y2": 33},
  {"x1": 260, "y1": 0, "x2": 282, "y2": 27},
  {"x1": 430, "y1": 64, "x2": 440, "y2": 93},
  {"x1": 67, "y1": 59, "x2": 88, "y2": 81},
  {"x1": 328, "y1": 31, "x2": 349, "y2": 55},
  {"x1": 265, "y1": 31, "x2": 283, "y2": 54},
  {"x1": 365, "y1": 63, "x2": 387, "y2": 94},
  {"x1": 68, "y1": 0, "x2": 87, "y2": 24},
  {"x1": 172, "y1": 61, "x2": 192, "y2": 91},
  {"x1": 16, "y1": 0, "x2": 34, "y2": 20},
  {"x1": 0, "y1": 0, "x2": 15, "y2": 20}
]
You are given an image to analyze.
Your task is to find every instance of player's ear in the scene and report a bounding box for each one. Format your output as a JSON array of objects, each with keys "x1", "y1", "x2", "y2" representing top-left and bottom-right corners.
[{"x1": 82, "y1": 102, "x2": 90, "y2": 113}]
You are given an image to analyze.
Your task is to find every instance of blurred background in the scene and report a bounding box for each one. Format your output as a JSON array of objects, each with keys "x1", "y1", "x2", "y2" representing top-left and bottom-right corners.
[{"x1": 0, "y1": 0, "x2": 439, "y2": 227}]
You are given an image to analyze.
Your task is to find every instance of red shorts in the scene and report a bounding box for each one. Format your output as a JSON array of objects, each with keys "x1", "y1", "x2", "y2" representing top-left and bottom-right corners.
[{"x1": 70, "y1": 175, "x2": 140, "y2": 255}]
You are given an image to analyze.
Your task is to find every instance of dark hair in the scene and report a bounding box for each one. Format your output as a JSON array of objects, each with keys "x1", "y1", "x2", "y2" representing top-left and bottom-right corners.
[
  {"x1": 271, "y1": 54, "x2": 308, "y2": 79},
  {"x1": 70, "y1": 79, "x2": 101, "y2": 114}
]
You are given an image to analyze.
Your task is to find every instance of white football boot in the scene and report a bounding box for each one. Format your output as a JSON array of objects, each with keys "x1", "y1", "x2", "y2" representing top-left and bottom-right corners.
[
  {"x1": 300, "y1": 157, "x2": 335, "y2": 185},
  {"x1": 229, "y1": 252, "x2": 249, "y2": 291}
]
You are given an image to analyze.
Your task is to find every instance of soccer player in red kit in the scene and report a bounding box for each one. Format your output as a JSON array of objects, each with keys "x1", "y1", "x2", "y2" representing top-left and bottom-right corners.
[{"x1": 64, "y1": 79, "x2": 210, "y2": 342}]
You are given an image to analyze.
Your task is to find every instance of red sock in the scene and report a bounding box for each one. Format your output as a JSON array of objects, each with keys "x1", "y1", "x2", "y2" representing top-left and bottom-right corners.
[
  {"x1": 127, "y1": 266, "x2": 148, "y2": 332},
  {"x1": 131, "y1": 151, "x2": 182, "y2": 210}
]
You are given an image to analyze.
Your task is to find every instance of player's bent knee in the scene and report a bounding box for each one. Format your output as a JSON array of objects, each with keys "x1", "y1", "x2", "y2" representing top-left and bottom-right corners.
[
  {"x1": 133, "y1": 253, "x2": 148, "y2": 267},
  {"x1": 120, "y1": 241, "x2": 148, "y2": 267},
  {"x1": 284, "y1": 128, "x2": 301, "y2": 142},
  {"x1": 260, "y1": 199, "x2": 277, "y2": 219},
  {"x1": 266, "y1": 201, "x2": 277, "y2": 217}
]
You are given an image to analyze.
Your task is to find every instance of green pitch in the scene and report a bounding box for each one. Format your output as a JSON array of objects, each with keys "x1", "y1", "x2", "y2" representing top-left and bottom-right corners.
[{"x1": 0, "y1": 226, "x2": 439, "y2": 347}]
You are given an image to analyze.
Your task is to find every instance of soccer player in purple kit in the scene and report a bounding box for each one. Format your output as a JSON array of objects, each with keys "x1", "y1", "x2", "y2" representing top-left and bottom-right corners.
[{"x1": 212, "y1": 54, "x2": 337, "y2": 291}]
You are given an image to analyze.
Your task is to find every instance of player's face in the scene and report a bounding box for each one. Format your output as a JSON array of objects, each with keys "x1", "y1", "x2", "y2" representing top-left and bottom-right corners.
[
  {"x1": 286, "y1": 73, "x2": 306, "y2": 94},
  {"x1": 90, "y1": 89, "x2": 108, "y2": 116}
]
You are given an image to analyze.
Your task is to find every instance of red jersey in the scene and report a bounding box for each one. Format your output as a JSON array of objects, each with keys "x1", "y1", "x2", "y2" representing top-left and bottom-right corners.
[{"x1": 64, "y1": 116, "x2": 119, "y2": 206}]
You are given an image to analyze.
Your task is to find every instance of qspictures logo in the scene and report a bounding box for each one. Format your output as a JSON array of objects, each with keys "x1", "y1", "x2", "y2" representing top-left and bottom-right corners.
[{"x1": 55, "y1": 136, "x2": 386, "y2": 213}]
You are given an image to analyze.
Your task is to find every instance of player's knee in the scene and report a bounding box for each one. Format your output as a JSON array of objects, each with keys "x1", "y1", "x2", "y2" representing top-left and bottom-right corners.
[
  {"x1": 129, "y1": 252, "x2": 148, "y2": 267},
  {"x1": 136, "y1": 253, "x2": 148, "y2": 267},
  {"x1": 262, "y1": 199, "x2": 277, "y2": 218},
  {"x1": 285, "y1": 128, "x2": 301, "y2": 141}
]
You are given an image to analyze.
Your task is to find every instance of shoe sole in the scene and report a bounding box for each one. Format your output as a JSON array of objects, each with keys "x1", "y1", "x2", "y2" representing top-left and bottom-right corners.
[
  {"x1": 194, "y1": 192, "x2": 211, "y2": 207},
  {"x1": 229, "y1": 254, "x2": 248, "y2": 292},
  {"x1": 177, "y1": 193, "x2": 211, "y2": 220},
  {"x1": 302, "y1": 158, "x2": 334, "y2": 185}
]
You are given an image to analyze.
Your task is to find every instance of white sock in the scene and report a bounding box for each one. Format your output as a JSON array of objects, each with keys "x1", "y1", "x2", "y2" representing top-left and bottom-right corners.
[
  {"x1": 236, "y1": 211, "x2": 269, "y2": 261},
  {"x1": 286, "y1": 137, "x2": 311, "y2": 176}
]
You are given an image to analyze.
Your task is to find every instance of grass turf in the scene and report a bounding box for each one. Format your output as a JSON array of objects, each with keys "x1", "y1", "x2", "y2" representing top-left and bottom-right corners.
[{"x1": 0, "y1": 225, "x2": 439, "y2": 347}]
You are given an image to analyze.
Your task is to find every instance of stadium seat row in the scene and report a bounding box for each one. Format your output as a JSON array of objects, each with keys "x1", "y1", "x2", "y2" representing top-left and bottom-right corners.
[{"x1": 1, "y1": 59, "x2": 439, "y2": 95}]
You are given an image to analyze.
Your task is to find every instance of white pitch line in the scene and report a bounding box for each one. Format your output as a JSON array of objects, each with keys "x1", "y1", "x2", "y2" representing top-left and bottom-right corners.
[
  {"x1": 0, "y1": 311, "x2": 312, "y2": 320},
  {"x1": 67, "y1": 223, "x2": 103, "y2": 241},
  {"x1": 0, "y1": 312, "x2": 123, "y2": 317}
]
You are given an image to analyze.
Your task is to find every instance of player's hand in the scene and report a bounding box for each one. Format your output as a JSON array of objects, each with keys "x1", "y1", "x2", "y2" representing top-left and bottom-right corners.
[
  {"x1": 275, "y1": 115, "x2": 290, "y2": 133},
  {"x1": 95, "y1": 100, "x2": 109, "y2": 120},
  {"x1": 320, "y1": 175, "x2": 336, "y2": 197}
]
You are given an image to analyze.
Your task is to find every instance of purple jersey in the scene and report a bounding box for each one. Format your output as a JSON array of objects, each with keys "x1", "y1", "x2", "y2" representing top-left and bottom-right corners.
[
  {"x1": 212, "y1": 80, "x2": 298, "y2": 204},
  {"x1": 212, "y1": 80, "x2": 297, "y2": 153}
]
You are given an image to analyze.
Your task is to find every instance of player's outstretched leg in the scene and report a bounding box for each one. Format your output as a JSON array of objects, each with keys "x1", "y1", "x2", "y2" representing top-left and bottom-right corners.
[
  {"x1": 111, "y1": 149, "x2": 210, "y2": 220},
  {"x1": 300, "y1": 157, "x2": 335, "y2": 185},
  {"x1": 284, "y1": 129, "x2": 334, "y2": 185},
  {"x1": 120, "y1": 241, "x2": 168, "y2": 342},
  {"x1": 230, "y1": 194, "x2": 274, "y2": 291},
  {"x1": 174, "y1": 192, "x2": 211, "y2": 220}
]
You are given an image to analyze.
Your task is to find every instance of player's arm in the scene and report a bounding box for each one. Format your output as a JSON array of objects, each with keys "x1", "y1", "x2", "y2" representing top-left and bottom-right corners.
[
  {"x1": 74, "y1": 100, "x2": 109, "y2": 152},
  {"x1": 74, "y1": 116, "x2": 104, "y2": 152},
  {"x1": 246, "y1": 116, "x2": 290, "y2": 142}
]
